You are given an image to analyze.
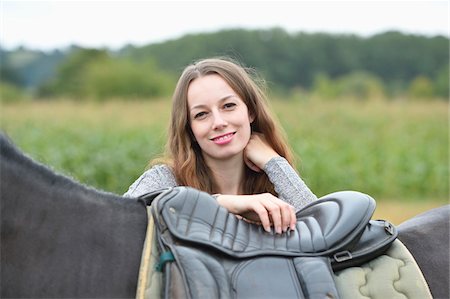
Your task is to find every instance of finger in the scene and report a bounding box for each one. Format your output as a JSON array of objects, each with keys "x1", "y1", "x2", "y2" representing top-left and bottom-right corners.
[
  {"x1": 253, "y1": 204, "x2": 272, "y2": 233},
  {"x1": 265, "y1": 203, "x2": 282, "y2": 234},
  {"x1": 280, "y1": 204, "x2": 293, "y2": 232},
  {"x1": 266, "y1": 196, "x2": 292, "y2": 233},
  {"x1": 289, "y1": 206, "x2": 297, "y2": 231}
]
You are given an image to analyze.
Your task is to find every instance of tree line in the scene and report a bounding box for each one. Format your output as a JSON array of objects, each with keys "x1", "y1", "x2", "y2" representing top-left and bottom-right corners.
[{"x1": 1, "y1": 28, "x2": 448, "y2": 101}]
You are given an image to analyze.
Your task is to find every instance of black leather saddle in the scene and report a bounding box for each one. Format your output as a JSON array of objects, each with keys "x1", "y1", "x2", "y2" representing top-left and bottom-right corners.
[{"x1": 141, "y1": 187, "x2": 397, "y2": 299}]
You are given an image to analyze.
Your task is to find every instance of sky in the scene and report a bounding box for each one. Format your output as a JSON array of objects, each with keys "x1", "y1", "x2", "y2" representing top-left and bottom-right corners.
[{"x1": 1, "y1": 1, "x2": 449, "y2": 51}]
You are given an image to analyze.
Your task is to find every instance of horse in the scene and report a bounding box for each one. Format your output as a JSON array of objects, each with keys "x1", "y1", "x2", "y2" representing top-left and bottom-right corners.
[
  {"x1": 396, "y1": 204, "x2": 450, "y2": 299},
  {"x1": 1, "y1": 133, "x2": 449, "y2": 298}
]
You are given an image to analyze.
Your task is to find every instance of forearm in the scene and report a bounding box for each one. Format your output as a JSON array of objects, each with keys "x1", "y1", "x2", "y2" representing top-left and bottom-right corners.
[
  {"x1": 123, "y1": 165, "x2": 177, "y2": 198},
  {"x1": 264, "y1": 156, "x2": 317, "y2": 211}
]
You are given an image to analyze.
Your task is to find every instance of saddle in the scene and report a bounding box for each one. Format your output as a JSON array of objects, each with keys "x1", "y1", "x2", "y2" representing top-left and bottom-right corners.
[{"x1": 139, "y1": 187, "x2": 397, "y2": 299}]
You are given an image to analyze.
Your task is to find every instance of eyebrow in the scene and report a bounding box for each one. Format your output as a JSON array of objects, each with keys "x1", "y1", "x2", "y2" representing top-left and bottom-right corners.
[{"x1": 189, "y1": 94, "x2": 237, "y2": 111}]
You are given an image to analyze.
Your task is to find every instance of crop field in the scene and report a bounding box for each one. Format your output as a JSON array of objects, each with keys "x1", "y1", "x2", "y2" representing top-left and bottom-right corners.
[{"x1": 1, "y1": 99, "x2": 448, "y2": 224}]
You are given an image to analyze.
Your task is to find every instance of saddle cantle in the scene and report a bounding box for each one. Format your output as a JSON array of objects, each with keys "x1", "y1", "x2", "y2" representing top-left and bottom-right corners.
[{"x1": 140, "y1": 187, "x2": 397, "y2": 299}]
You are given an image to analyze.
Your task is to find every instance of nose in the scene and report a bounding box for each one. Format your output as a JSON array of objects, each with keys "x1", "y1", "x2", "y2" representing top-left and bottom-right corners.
[{"x1": 211, "y1": 111, "x2": 228, "y2": 130}]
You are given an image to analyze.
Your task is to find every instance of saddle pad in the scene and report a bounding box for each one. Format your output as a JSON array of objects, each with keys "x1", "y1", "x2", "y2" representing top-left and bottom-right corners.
[
  {"x1": 333, "y1": 239, "x2": 432, "y2": 299},
  {"x1": 136, "y1": 207, "x2": 161, "y2": 299}
]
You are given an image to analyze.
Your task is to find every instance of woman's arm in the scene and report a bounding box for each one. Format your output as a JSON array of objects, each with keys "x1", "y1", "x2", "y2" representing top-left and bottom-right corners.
[
  {"x1": 245, "y1": 133, "x2": 318, "y2": 211},
  {"x1": 123, "y1": 164, "x2": 177, "y2": 198},
  {"x1": 215, "y1": 193, "x2": 297, "y2": 234},
  {"x1": 126, "y1": 164, "x2": 294, "y2": 234},
  {"x1": 264, "y1": 156, "x2": 318, "y2": 210}
]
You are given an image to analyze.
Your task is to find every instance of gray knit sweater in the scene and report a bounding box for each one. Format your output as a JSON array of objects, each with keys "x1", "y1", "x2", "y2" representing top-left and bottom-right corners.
[{"x1": 124, "y1": 156, "x2": 317, "y2": 211}]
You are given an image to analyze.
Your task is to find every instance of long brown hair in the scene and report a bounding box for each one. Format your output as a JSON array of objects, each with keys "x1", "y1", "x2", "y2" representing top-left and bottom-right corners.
[{"x1": 155, "y1": 57, "x2": 295, "y2": 195}]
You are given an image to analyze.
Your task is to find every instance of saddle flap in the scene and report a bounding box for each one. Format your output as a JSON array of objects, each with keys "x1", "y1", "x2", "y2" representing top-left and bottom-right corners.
[
  {"x1": 331, "y1": 219, "x2": 398, "y2": 270},
  {"x1": 149, "y1": 187, "x2": 376, "y2": 258}
]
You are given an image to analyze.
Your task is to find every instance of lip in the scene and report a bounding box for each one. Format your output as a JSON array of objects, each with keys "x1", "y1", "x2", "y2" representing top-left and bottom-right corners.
[{"x1": 210, "y1": 132, "x2": 236, "y2": 145}]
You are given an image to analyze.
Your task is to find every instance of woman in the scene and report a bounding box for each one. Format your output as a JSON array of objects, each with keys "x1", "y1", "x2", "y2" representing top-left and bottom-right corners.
[{"x1": 125, "y1": 57, "x2": 317, "y2": 234}]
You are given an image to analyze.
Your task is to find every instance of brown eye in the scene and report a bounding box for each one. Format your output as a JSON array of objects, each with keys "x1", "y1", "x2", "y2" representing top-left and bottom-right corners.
[
  {"x1": 194, "y1": 111, "x2": 207, "y2": 119},
  {"x1": 223, "y1": 103, "x2": 236, "y2": 109}
]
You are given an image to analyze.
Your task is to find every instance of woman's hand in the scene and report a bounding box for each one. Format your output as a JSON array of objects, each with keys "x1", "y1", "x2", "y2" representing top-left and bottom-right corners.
[
  {"x1": 244, "y1": 133, "x2": 280, "y2": 172},
  {"x1": 216, "y1": 193, "x2": 296, "y2": 234}
]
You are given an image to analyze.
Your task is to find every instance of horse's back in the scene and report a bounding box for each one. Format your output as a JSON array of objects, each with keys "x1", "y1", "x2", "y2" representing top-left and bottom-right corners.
[{"x1": 398, "y1": 204, "x2": 450, "y2": 299}]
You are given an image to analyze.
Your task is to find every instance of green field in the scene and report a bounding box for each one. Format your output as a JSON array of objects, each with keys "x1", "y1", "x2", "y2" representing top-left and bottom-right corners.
[{"x1": 1, "y1": 99, "x2": 448, "y2": 223}]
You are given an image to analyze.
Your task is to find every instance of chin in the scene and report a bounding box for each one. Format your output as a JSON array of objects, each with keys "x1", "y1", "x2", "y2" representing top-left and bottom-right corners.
[{"x1": 205, "y1": 148, "x2": 245, "y2": 161}]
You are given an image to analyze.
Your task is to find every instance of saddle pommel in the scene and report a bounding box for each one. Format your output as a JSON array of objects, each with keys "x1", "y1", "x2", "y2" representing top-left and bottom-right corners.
[{"x1": 144, "y1": 187, "x2": 394, "y2": 262}]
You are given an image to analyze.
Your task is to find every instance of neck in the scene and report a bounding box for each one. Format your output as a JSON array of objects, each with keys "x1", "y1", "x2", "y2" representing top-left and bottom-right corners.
[
  {"x1": 1, "y1": 139, "x2": 147, "y2": 298},
  {"x1": 206, "y1": 154, "x2": 246, "y2": 195}
]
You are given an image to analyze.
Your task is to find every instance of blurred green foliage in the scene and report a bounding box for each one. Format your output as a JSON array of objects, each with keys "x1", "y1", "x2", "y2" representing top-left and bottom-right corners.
[
  {"x1": 2, "y1": 100, "x2": 447, "y2": 202},
  {"x1": 312, "y1": 71, "x2": 385, "y2": 99},
  {"x1": 0, "y1": 81, "x2": 29, "y2": 102},
  {"x1": 408, "y1": 76, "x2": 435, "y2": 99},
  {"x1": 38, "y1": 49, "x2": 175, "y2": 100},
  {"x1": 1, "y1": 29, "x2": 448, "y2": 102}
]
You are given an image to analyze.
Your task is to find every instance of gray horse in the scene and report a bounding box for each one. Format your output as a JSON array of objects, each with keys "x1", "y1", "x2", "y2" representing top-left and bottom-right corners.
[{"x1": 1, "y1": 134, "x2": 449, "y2": 298}]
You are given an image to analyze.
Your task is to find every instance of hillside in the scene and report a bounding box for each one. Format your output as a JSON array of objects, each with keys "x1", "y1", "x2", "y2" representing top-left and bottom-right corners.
[{"x1": 1, "y1": 28, "x2": 448, "y2": 99}]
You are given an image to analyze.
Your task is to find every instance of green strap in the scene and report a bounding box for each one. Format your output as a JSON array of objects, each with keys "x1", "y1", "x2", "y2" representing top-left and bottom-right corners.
[{"x1": 155, "y1": 251, "x2": 175, "y2": 272}]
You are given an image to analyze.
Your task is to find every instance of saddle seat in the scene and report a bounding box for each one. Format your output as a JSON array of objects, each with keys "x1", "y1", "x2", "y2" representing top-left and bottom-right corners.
[{"x1": 141, "y1": 187, "x2": 398, "y2": 299}]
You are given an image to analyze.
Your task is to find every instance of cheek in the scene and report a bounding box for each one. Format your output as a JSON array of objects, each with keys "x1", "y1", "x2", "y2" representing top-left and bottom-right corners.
[
  {"x1": 189, "y1": 122, "x2": 199, "y2": 141},
  {"x1": 242, "y1": 123, "x2": 252, "y2": 141},
  {"x1": 190, "y1": 121, "x2": 208, "y2": 141},
  {"x1": 239, "y1": 115, "x2": 253, "y2": 141}
]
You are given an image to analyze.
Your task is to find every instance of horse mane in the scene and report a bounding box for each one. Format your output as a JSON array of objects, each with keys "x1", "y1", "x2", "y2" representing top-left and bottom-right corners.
[
  {"x1": 0, "y1": 132, "x2": 125, "y2": 202},
  {"x1": 1, "y1": 132, "x2": 147, "y2": 298}
]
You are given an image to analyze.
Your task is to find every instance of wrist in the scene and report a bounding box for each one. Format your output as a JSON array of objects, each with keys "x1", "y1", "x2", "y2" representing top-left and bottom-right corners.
[
  {"x1": 260, "y1": 154, "x2": 280, "y2": 169},
  {"x1": 214, "y1": 194, "x2": 242, "y2": 215}
]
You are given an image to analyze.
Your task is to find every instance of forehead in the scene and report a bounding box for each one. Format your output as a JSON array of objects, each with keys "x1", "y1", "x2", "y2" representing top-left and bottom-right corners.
[{"x1": 187, "y1": 74, "x2": 238, "y2": 107}]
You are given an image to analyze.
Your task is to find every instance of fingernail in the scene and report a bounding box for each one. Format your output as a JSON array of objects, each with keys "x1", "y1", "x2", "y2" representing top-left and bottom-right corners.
[
  {"x1": 265, "y1": 226, "x2": 271, "y2": 233},
  {"x1": 276, "y1": 226, "x2": 282, "y2": 234}
]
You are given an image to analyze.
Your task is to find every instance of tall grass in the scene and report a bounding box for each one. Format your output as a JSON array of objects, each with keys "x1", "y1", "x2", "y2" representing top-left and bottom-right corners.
[
  {"x1": 274, "y1": 100, "x2": 448, "y2": 202},
  {"x1": 1, "y1": 99, "x2": 448, "y2": 205}
]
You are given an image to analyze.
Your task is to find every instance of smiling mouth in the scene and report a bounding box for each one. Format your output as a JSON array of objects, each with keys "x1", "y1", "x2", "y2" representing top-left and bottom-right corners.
[{"x1": 210, "y1": 132, "x2": 236, "y2": 144}]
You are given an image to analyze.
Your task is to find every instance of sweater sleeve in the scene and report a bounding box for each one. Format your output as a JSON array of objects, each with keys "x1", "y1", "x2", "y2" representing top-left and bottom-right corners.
[
  {"x1": 263, "y1": 156, "x2": 317, "y2": 211},
  {"x1": 123, "y1": 164, "x2": 178, "y2": 198}
]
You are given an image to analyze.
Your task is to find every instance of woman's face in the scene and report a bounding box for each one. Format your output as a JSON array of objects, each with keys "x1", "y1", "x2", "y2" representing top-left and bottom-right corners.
[{"x1": 187, "y1": 74, "x2": 254, "y2": 164}]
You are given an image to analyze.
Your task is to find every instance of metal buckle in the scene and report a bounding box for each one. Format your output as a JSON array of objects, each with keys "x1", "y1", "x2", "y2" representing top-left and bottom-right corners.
[
  {"x1": 384, "y1": 221, "x2": 395, "y2": 235},
  {"x1": 333, "y1": 250, "x2": 352, "y2": 263}
]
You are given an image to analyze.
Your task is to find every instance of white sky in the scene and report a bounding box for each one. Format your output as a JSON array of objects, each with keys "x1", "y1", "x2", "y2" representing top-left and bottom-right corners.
[{"x1": 1, "y1": 0, "x2": 449, "y2": 51}]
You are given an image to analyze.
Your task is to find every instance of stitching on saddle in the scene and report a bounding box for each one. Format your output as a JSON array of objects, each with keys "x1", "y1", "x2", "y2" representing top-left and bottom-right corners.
[
  {"x1": 232, "y1": 222, "x2": 251, "y2": 250},
  {"x1": 285, "y1": 226, "x2": 289, "y2": 250},
  {"x1": 244, "y1": 218, "x2": 251, "y2": 250},
  {"x1": 304, "y1": 217, "x2": 318, "y2": 252},
  {"x1": 391, "y1": 255, "x2": 408, "y2": 297},
  {"x1": 209, "y1": 204, "x2": 220, "y2": 242},
  {"x1": 231, "y1": 213, "x2": 239, "y2": 250},
  {"x1": 359, "y1": 262, "x2": 372, "y2": 298},
  {"x1": 185, "y1": 191, "x2": 200, "y2": 235},
  {"x1": 287, "y1": 259, "x2": 303, "y2": 298},
  {"x1": 306, "y1": 218, "x2": 313, "y2": 251},
  {"x1": 221, "y1": 210, "x2": 230, "y2": 246}
]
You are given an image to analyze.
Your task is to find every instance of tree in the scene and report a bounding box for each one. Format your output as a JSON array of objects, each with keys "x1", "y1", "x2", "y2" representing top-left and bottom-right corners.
[
  {"x1": 408, "y1": 76, "x2": 435, "y2": 99},
  {"x1": 39, "y1": 47, "x2": 175, "y2": 100},
  {"x1": 434, "y1": 67, "x2": 449, "y2": 99}
]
